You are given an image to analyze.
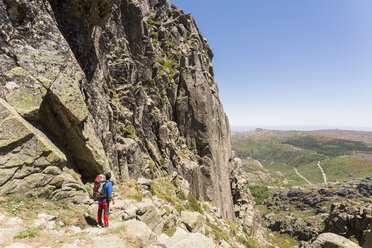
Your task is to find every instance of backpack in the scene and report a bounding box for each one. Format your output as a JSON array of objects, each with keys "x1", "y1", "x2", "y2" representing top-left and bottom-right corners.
[{"x1": 93, "y1": 174, "x2": 107, "y2": 200}]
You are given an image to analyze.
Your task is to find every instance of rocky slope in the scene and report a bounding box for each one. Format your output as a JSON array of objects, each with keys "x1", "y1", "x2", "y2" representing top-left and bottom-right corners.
[
  {"x1": 262, "y1": 177, "x2": 372, "y2": 247},
  {"x1": 0, "y1": 176, "x2": 264, "y2": 248}
]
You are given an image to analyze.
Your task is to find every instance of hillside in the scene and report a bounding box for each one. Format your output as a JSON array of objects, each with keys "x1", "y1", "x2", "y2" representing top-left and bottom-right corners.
[
  {"x1": 232, "y1": 129, "x2": 372, "y2": 187},
  {"x1": 232, "y1": 129, "x2": 372, "y2": 248}
]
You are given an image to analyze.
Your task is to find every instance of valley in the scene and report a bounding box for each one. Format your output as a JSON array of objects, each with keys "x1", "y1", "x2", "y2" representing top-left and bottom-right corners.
[{"x1": 232, "y1": 129, "x2": 372, "y2": 247}]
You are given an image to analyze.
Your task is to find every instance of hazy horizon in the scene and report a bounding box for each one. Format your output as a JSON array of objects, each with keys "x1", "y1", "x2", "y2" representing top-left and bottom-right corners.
[
  {"x1": 171, "y1": 0, "x2": 372, "y2": 130},
  {"x1": 231, "y1": 125, "x2": 372, "y2": 132}
]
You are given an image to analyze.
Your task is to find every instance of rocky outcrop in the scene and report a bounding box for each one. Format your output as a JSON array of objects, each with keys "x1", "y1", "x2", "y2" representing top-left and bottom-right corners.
[
  {"x1": 262, "y1": 177, "x2": 372, "y2": 244},
  {"x1": 230, "y1": 158, "x2": 265, "y2": 240},
  {"x1": 311, "y1": 233, "x2": 361, "y2": 248},
  {"x1": 0, "y1": 0, "x2": 237, "y2": 222},
  {"x1": 324, "y1": 202, "x2": 372, "y2": 246}
]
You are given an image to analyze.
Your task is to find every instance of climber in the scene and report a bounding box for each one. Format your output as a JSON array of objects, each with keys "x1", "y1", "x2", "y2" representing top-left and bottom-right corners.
[{"x1": 97, "y1": 172, "x2": 115, "y2": 227}]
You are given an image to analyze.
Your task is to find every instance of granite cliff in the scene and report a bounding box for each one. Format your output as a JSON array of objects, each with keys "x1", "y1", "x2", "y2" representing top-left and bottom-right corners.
[{"x1": 0, "y1": 0, "x2": 252, "y2": 227}]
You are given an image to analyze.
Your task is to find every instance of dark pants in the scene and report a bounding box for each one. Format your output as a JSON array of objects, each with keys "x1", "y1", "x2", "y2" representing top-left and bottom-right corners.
[{"x1": 98, "y1": 200, "x2": 110, "y2": 226}]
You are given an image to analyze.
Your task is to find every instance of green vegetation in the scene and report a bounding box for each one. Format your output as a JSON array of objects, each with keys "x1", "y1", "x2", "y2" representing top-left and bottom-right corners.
[
  {"x1": 146, "y1": 18, "x2": 162, "y2": 28},
  {"x1": 14, "y1": 228, "x2": 39, "y2": 239},
  {"x1": 249, "y1": 186, "x2": 269, "y2": 205},
  {"x1": 167, "y1": 122, "x2": 173, "y2": 130},
  {"x1": 1, "y1": 195, "x2": 89, "y2": 228},
  {"x1": 233, "y1": 131, "x2": 372, "y2": 186},
  {"x1": 150, "y1": 179, "x2": 184, "y2": 210},
  {"x1": 206, "y1": 219, "x2": 229, "y2": 242},
  {"x1": 283, "y1": 135, "x2": 371, "y2": 156},
  {"x1": 202, "y1": 203, "x2": 211, "y2": 213},
  {"x1": 188, "y1": 194, "x2": 203, "y2": 214},
  {"x1": 163, "y1": 206, "x2": 171, "y2": 215},
  {"x1": 103, "y1": 225, "x2": 126, "y2": 235},
  {"x1": 266, "y1": 231, "x2": 300, "y2": 248},
  {"x1": 150, "y1": 32, "x2": 159, "y2": 39},
  {"x1": 116, "y1": 124, "x2": 135, "y2": 138},
  {"x1": 127, "y1": 192, "x2": 143, "y2": 202},
  {"x1": 156, "y1": 56, "x2": 178, "y2": 83},
  {"x1": 233, "y1": 136, "x2": 325, "y2": 167},
  {"x1": 224, "y1": 218, "x2": 239, "y2": 235},
  {"x1": 162, "y1": 221, "x2": 176, "y2": 237},
  {"x1": 236, "y1": 235, "x2": 262, "y2": 248}
]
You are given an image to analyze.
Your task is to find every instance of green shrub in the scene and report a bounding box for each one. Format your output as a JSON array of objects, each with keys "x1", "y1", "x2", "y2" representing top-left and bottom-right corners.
[{"x1": 249, "y1": 185, "x2": 269, "y2": 205}]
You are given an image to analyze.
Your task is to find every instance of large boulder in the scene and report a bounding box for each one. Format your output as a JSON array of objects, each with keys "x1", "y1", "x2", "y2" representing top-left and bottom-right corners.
[
  {"x1": 311, "y1": 233, "x2": 362, "y2": 248},
  {"x1": 122, "y1": 219, "x2": 157, "y2": 246},
  {"x1": 180, "y1": 211, "x2": 204, "y2": 233},
  {"x1": 159, "y1": 227, "x2": 216, "y2": 248}
]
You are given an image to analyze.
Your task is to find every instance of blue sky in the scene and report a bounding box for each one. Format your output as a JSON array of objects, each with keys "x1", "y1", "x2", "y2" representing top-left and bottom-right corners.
[{"x1": 170, "y1": 0, "x2": 372, "y2": 131}]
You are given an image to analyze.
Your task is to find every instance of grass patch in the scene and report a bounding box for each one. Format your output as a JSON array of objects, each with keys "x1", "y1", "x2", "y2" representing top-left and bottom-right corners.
[
  {"x1": 103, "y1": 225, "x2": 126, "y2": 235},
  {"x1": 127, "y1": 192, "x2": 143, "y2": 202},
  {"x1": 206, "y1": 219, "x2": 229, "y2": 242},
  {"x1": 150, "y1": 179, "x2": 184, "y2": 210},
  {"x1": 202, "y1": 203, "x2": 211, "y2": 213},
  {"x1": 188, "y1": 194, "x2": 203, "y2": 214},
  {"x1": 163, "y1": 206, "x2": 171, "y2": 215},
  {"x1": 14, "y1": 228, "x2": 39, "y2": 239},
  {"x1": 1, "y1": 195, "x2": 88, "y2": 228},
  {"x1": 156, "y1": 56, "x2": 178, "y2": 83},
  {"x1": 162, "y1": 221, "x2": 176, "y2": 237},
  {"x1": 237, "y1": 235, "x2": 262, "y2": 248},
  {"x1": 225, "y1": 218, "x2": 239, "y2": 235}
]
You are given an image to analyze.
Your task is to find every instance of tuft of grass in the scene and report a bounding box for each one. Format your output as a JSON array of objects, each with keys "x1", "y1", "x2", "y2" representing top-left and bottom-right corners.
[
  {"x1": 156, "y1": 56, "x2": 178, "y2": 83},
  {"x1": 176, "y1": 191, "x2": 187, "y2": 201},
  {"x1": 116, "y1": 124, "x2": 136, "y2": 138},
  {"x1": 103, "y1": 225, "x2": 126, "y2": 235},
  {"x1": 175, "y1": 203, "x2": 185, "y2": 212},
  {"x1": 150, "y1": 32, "x2": 159, "y2": 39},
  {"x1": 128, "y1": 192, "x2": 143, "y2": 202},
  {"x1": 203, "y1": 203, "x2": 211, "y2": 213},
  {"x1": 14, "y1": 228, "x2": 38, "y2": 239},
  {"x1": 237, "y1": 235, "x2": 262, "y2": 248},
  {"x1": 188, "y1": 194, "x2": 203, "y2": 214},
  {"x1": 163, "y1": 206, "x2": 171, "y2": 215},
  {"x1": 167, "y1": 123, "x2": 173, "y2": 130},
  {"x1": 150, "y1": 179, "x2": 183, "y2": 210},
  {"x1": 206, "y1": 219, "x2": 229, "y2": 242},
  {"x1": 225, "y1": 218, "x2": 239, "y2": 236},
  {"x1": 162, "y1": 221, "x2": 176, "y2": 237}
]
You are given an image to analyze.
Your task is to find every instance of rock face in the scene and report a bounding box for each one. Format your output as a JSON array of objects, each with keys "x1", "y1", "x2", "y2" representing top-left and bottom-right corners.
[
  {"x1": 324, "y1": 202, "x2": 372, "y2": 247},
  {"x1": 0, "y1": 0, "x2": 234, "y2": 219}
]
